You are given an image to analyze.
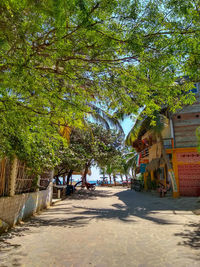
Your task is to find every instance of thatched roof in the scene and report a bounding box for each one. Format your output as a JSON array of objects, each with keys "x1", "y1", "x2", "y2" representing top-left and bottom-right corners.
[
  {"x1": 125, "y1": 108, "x2": 168, "y2": 147},
  {"x1": 146, "y1": 158, "x2": 165, "y2": 172}
]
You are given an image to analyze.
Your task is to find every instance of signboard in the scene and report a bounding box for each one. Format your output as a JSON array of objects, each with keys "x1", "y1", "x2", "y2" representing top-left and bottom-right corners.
[
  {"x1": 140, "y1": 159, "x2": 149, "y2": 164},
  {"x1": 140, "y1": 163, "x2": 147, "y2": 173}
]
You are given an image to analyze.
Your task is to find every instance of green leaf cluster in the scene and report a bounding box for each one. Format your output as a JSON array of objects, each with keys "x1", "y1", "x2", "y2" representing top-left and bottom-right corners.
[{"x1": 0, "y1": 0, "x2": 199, "y2": 169}]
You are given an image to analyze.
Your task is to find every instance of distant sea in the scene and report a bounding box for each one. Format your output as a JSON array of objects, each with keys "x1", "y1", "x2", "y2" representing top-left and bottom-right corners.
[
  {"x1": 88, "y1": 180, "x2": 121, "y2": 186},
  {"x1": 55, "y1": 177, "x2": 122, "y2": 185}
]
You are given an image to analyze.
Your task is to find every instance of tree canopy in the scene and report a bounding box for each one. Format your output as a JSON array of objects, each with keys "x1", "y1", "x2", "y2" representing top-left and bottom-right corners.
[
  {"x1": 54, "y1": 123, "x2": 123, "y2": 183},
  {"x1": 0, "y1": 0, "x2": 199, "y2": 168}
]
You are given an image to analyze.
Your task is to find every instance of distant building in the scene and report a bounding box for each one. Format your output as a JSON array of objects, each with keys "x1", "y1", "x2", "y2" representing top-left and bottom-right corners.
[{"x1": 131, "y1": 83, "x2": 200, "y2": 197}]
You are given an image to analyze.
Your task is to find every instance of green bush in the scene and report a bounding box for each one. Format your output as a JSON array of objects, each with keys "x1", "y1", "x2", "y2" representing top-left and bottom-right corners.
[{"x1": 138, "y1": 174, "x2": 144, "y2": 181}]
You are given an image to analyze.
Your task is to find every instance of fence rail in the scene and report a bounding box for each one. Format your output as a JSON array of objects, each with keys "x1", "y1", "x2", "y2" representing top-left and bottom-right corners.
[
  {"x1": 15, "y1": 162, "x2": 36, "y2": 194},
  {"x1": 0, "y1": 157, "x2": 52, "y2": 197},
  {"x1": 40, "y1": 171, "x2": 52, "y2": 190}
]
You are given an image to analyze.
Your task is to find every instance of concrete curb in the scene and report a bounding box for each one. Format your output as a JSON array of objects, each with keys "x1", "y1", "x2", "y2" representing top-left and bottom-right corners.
[{"x1": 52, "y1": 198, "x2": 62, "y2": 205}]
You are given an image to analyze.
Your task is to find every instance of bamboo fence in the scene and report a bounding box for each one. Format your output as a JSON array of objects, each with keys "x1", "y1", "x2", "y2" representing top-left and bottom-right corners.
[
  {"x1": 0, "y1": 158, "x2": 52, "y2": 197},
  {"x1": 0, "y1": 158, "x2": 11, "y2": 197}
]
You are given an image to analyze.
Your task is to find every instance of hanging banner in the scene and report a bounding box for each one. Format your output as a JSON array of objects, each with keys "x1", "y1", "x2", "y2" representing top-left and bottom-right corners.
[{"x1": 136, "y1": 154, "x2": 141, "y2": 166}]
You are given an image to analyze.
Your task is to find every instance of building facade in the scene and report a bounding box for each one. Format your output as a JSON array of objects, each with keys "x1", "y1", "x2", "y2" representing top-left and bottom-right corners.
[{"x1": 133, "y1": 99, "x2": 200, "y2": 197}]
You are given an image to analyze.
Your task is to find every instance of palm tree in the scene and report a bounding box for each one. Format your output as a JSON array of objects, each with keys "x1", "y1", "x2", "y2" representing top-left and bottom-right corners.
[
  {"x1": 124, "y1": 149, "x2": 137, "y2": 178},
  {"x1": 87, "y1": 103, "x2": 124, "y2": 134},
  {"x1": 106, "y1": 164, "x2": 113, "y2": 185},
  {"x1": 118, "y1": 159, "x2": 130, "y2": 182}
]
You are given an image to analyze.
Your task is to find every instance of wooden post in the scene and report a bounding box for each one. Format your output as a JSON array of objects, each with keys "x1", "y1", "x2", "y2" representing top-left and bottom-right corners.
[
  {"x1": 36, "y1": 175, "x2": 40, "y2": 192},
  {"x1": 150, "y1": 171, "x2": 154, "y2": 181},
  {"x1": 171, "y1": 138, "x2": 174, "y2": 149},
  {"x1": 144, "y1": 173, "x2": 148, "y2": 191},
  {"x1": 172, "y1": 150, "x2": 180, "y2": 198},
  {"x1": 57, "y1": 189, "x2": 61, "y2": 199},
  {"x1": 0, "y1": 158, "x2": 6, "y2": 196},
  {"x1": 9, "y1": 156, "x2": 18, "y2": 197},
  {"x1": 48, "y1": 169, "x2": 54, "y2": 205}
]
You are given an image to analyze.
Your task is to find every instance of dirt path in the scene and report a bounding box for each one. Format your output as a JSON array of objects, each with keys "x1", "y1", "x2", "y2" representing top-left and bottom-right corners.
[{"x1": 0, "y1": 187, "x2": 200, "y2": 267}]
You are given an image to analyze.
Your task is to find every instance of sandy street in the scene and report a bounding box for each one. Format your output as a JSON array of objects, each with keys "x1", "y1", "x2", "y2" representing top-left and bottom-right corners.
[{"x1": 0, "y1": 187, "x2": 200, "y2": 267}]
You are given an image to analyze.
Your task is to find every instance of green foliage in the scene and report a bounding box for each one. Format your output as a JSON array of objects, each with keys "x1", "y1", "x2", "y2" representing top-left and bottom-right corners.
[
  {"x1": 137, "y1": 174, "x2": 144, "y2": 181},
  {"x1": 31, "y1": 175, "x2": 39, "y2": 191},
  {"x1": 54, "y1": 123, "x2": 123, "y2": 177},
  {"x1": 0, "y1": 0, "x2": 199, "y2": 169},
  {"x1": 70, "y1": 123, "x2": 123, "y2": 166},
  {"x1": 0, "y1": 107, "x2": 66, "y2": 171}
]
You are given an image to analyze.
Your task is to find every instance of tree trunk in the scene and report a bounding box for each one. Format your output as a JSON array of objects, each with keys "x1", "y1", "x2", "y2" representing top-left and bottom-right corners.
[
  {"x1": 63, "y1": 175, "x2": 66, "y2": 185},
  {"x1": 131, "y1": 167, "x2": 136, "y2": 179},
  {"x1": 113, "y1": 175, "x2": 116, "y2": 186},
  {"x1": 125, "y1": 175, "x2": 128, "y2": 183},
  {"x1": 120, "y1": 174, "x2": 123, "y2": 183},
  {"x1": 66, "y1": 170, "x2": 73, "y2": 185},
  {"x1": 82, "y1": 164, "x2": 89, "y2": 186},
  {"x1": 131, "y1": 168, "x2": 134, "y2": 178},
  {"x1": 109, "y1": 174, "x2": 112, "y2": 184},
  {"x1": 158, "y1": 133, "x2": 178, "y2": 193}
]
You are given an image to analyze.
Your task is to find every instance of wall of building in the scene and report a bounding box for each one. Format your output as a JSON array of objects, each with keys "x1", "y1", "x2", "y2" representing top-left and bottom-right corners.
[
  {"x1": 173, "y1": 149, "x2": 200, "y2": 196},
  {"x1": 0, "y1": 184, "x2": 52, "y2": 233},
  {"x1": 173, "y1": 102, "x2": 200, "y2": 148}
]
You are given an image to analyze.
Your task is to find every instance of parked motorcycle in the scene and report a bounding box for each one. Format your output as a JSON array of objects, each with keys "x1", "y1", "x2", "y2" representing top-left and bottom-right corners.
[{"x1": 131, "y1": 179, "x2": 143, "y2": 192}]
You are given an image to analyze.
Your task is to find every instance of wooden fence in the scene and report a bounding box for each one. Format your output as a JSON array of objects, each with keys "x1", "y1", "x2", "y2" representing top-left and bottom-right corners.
[
  {"x1": 0, "y1": 158, "x2": 52, "y2": 197},
  {"x1": 0, "y1": 158, "x2": 11, "y2": 197},
  {"x1": 15, "y1": 162, "x2": 36, "y2": 194},
  {"x1": 40, "y1": 171, "x2": 52, "y2": 190}
]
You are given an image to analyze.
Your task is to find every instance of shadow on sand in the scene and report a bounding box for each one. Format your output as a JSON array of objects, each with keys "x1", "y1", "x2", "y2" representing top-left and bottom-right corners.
[
  {"x1": 70, "y1": 189, "x2": 198, "y2": 225},
  {"x1": 175, "y1": 222, "x2": 200, "y2": 250},
  {"x1": 0, "y1": 188, "x2": 199, "y2": 255},
  {"x1": 0, "y1": 189, "x2": 113, "y2": 256},
  {"x1": 66, "y1": 188, "x2": 113, "y2": 200}
]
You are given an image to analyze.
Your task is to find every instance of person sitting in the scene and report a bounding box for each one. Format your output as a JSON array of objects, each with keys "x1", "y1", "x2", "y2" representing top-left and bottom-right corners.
[{"x1": 158, "y1": 182, "x2": 167, "y2": 197}]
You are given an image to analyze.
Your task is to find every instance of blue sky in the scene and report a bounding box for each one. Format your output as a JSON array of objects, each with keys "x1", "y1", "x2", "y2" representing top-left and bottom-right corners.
[
  {"x1": 72, "y1": 117, "x2": 135, "y2": 181},
  {"x1": 121, "y1": 116, "x2": 134, "y2": 136}
]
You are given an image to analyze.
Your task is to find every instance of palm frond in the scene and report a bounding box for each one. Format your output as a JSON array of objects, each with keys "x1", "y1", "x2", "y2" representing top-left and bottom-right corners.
[
  {"x1": 125, "y1": 116, "x2": 145, "y2": 146},
  {"x1": 126, "y1": 156, "x2": 137, "y2": 169},
  {"x1": 88, "y1": 103, "x2": 124, "y2": 134},
  {"x1": 125, "y1": 109, "x2": 168, "y2": 146},
  {"x1": 91, "y1": 112, "x2": 110, "y2": 130}
]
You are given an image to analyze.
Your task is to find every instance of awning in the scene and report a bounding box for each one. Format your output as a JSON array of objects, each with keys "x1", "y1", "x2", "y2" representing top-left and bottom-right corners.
[{"x1": 146, "y1": 158, "x2": 165, "y2": 172}]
